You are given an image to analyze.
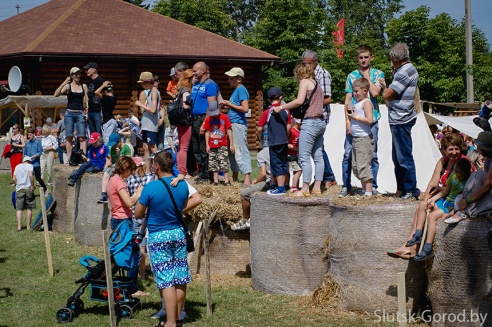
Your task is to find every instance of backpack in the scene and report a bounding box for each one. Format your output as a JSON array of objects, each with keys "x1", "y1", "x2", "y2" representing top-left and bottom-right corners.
[
  {"x1": 167, "y1": 87, "x2": 192, "y2": 126},
  {"x1": 291, "y1": 81, "x2": 318, "y2": 121}
]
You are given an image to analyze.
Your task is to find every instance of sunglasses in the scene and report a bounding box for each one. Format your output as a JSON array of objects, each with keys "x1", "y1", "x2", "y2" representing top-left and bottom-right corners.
[
  {"x1": 12, "y1": 127, "x2": 18, "y2": 130},
  {"x1": 358, "y1": 56, "x2": 370, "y2": 59}
]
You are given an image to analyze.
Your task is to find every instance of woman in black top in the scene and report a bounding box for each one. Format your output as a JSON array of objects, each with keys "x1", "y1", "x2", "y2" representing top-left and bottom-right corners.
[{"x1": 54, "y1": 67, "x2": 88, "y2": 161}]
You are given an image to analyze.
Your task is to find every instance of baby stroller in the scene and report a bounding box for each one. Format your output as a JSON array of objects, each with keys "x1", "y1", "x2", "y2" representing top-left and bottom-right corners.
[{"x1": 56, "y1": 221, "x2": 142, "y2": 323}]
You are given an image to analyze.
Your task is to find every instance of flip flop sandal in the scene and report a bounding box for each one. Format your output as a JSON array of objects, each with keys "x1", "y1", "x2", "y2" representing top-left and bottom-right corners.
[
  {"x1": 387, "y1": 249, "x2": 412, "y2": 260},
  {"x1": 311, "y1": 190, "x2": 322, "y2": 196},
  {"x1": 294, "y1": 190, "x2": 310, "y2": 197}
]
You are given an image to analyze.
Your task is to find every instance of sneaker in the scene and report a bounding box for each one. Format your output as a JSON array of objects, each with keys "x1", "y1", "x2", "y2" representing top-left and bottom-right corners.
[
  {"x1": 97, "y1": 194, "x2": 108, "y2": 204},
  {"x1": 212, "y1": 182, "x2": 219, "y2": 186},
  {"x1": 267, "y1": 188, "x2": 286, "y2": 195},
  {"x1": 231, "y1": 219, "x2": 250, "y2": 231},
  {"x1": 338, "y1": 187, "x2": 349, "y2": 198},
  {"x1": 401, "y1": 193, "x2": 419, "y2": 201},
  {"x1": 372, "y1": 189, "x2": 381, "y2": 196}
]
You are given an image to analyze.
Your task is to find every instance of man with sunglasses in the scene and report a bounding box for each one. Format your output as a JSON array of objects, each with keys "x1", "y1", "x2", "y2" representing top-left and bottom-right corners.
[
  {"x1": 83, "y1": 62, "x2": 105, "y2": 135},
  {"x1": 340, "y1": 45, "x2": 385, "y2": 197}
]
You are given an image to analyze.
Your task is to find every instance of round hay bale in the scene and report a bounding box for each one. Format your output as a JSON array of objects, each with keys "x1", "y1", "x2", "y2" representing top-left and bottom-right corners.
[
  {"x1": 188, "y1": 221, "x2": 250, "y2": 275},
  {"x1": 73, "y1": 172, "x2": 110, "y2": 246},
  {"x1": 427, "y1": 218, "x2": 492, "y2": 327},
  {"x1": 250, "y1": 193, "x2": 331, "y2": 295},
  {"x1": 52, "y1": 165, "x2": 77, "y2": 232},
  {"x1": 327, "y1": 202, "x2": 428, "y2": 313}
]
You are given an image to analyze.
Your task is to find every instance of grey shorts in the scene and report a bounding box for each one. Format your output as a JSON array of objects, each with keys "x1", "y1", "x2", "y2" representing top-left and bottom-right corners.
[
  {"x1": 240, "y1": 181, "x2": 269, "y2": 201},
  {"x1": 16, "y1": 189, "x2": 36, "y2": 211}
]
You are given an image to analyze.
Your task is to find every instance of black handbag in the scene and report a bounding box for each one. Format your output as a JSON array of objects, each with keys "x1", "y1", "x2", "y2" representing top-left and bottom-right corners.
[
  {"x1": 159, "y1": 179, "x2": 194, "y2": 253},
  {"x1": 291, "y1": 81, "x2": 318, "y2": 120}
]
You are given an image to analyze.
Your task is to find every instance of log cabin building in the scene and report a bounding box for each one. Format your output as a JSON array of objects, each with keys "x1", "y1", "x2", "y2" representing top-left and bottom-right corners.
[{"x1": 0, "y1": 0, "x2": 279, "y2": 148}]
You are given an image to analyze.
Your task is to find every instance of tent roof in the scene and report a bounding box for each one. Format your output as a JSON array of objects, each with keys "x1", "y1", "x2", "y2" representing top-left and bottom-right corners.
[
  {"x1": 424, "y1": 112, "x2": 482, "y2": 139},
  {"x1": 0, "y1": 0, "x2": 279, "y2": 62},
  {"x1": 0, "y1": 95, "x2": 66, "y2": 111}
]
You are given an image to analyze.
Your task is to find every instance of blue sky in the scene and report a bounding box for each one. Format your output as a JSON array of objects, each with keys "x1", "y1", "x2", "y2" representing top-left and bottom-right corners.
[{"x1": 1, "y1": 0, "x2": 491, "y2": 48}]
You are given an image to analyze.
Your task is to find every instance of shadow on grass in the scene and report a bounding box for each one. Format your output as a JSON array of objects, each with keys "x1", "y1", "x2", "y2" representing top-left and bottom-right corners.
[{"x1": 0, "y1": 287, "x2": 13, "y2": 298}]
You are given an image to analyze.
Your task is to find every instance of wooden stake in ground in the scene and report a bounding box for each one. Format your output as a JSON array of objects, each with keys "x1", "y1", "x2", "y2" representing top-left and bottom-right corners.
[
  {"x1": 40, "y1": 190, "x2": 53, "y2": 277},
  {"x1": 203, "y1": 218, "x2": 212, "y2": 316},
  {"x1": 102, "y1": 229, "x2": 116, "y2": 327},
  {"x1": 397, "y1": 272, "x2": 407, "y2": 327},
  {"x1": 419, "y1": 209, "x2": 430, "y2": 253}
]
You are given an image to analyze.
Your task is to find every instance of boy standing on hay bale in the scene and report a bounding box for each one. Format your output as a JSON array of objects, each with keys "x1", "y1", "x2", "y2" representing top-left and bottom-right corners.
[
  {"x1": 258, "y1": 87, "x2": 291, "y2": 196},
  {"x1": 346, "y1": 78, "x2": 374, "y2": 197},
  {"x1": 408, "y1": 158, "x2": 472, "y2": 261},
  {"x1": 203, "y1": 100, "x2": 234, "y2": 186}
]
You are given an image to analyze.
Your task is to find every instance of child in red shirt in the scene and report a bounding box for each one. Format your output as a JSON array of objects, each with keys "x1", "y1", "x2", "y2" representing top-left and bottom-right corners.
[
  {"x1": 288, "y1": 119, "x2": 302, "y2": 192},
  {"x1": 203, "y1": 100, "x2": 234, "y2": 186}
]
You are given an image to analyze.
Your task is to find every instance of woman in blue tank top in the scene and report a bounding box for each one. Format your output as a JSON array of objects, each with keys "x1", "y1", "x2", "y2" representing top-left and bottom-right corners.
[{"x1": 54, "y1": 67, "x2": 88, "y2": 161}]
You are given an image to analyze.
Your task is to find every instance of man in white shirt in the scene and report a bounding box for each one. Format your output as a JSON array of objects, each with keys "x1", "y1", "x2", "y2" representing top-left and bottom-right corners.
[{"x1": 13, "y1": 156, "x2": 35, "y2": 231}]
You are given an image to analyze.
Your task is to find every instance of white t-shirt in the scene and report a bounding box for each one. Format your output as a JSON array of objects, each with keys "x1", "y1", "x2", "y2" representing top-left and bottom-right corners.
[{"x1": 14, "y1": 163, "x2": 33, "y2": 191}]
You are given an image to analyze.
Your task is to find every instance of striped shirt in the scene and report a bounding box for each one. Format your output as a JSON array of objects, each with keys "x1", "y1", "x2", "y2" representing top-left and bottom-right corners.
[
  {"x1": 388, "y1": 62, "x2": 418, "y2": 125},
  {"x1": 345, "y1": 68, "x2": 385, "y2": 122}
]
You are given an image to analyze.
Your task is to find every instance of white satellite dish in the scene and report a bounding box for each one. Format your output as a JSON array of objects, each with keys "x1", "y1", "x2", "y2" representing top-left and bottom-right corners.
[{"x1": 7, "y1": 66, "x2": 22, "y2": 92}]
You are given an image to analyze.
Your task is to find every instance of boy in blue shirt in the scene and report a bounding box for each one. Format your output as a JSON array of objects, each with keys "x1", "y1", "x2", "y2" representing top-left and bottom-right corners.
[
  {"x1": 263, "y1": 87, "x2": 291, "y2": 195},
  {"x1": 68, "y1": 132, "x2": 109, "y2": 191}
]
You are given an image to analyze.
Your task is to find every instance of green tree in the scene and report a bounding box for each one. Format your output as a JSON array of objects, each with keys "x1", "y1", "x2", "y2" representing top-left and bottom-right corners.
[
  {"x1": 153, "y1": 0, "x2": 236, "y2": 38},
  {"x1": 386, "y1": 6, "x2": 492, "y2": 110}
]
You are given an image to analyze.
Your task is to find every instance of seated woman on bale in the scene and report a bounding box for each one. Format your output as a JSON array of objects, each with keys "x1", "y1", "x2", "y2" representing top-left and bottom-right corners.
[
  {"x1": 387, "y1": 133, "x2": 473, "y2": 259},
  {"x1": 449, "y1": 131, "x2": 492, "y2": 222}
]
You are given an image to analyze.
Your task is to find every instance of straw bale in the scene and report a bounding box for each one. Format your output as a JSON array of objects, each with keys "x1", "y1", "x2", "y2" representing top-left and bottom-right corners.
[
  {"x1": 188, "y1": 221, "x2": 251, "y2": 275},
  {"x1": 250, "y1": 193, "x2": 331, "y2": 295},
  {"x1": 73, "y1": 172, "x2": 110, "y2": 246},
  {"x1": 52, "y1": 164, "x2": 77, "y2": 232},
  {"x1": 187, "y1": 182, "x2": 242, "y2": 223},
  {"x1": 327, "y1": 202, "x2": 427, "y2": 314},
  {"x1": 427, "y1": 218, "x2": 492, "y2": 327}
]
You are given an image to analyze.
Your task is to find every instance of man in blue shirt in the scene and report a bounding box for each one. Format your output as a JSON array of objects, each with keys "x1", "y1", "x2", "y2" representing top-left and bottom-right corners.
[
  {"x1": 24, "y1": 128, "x2": 47, "y2": 194},
  {"x1": 191, "y1": 61, "x2": 219, "y2": 183}
]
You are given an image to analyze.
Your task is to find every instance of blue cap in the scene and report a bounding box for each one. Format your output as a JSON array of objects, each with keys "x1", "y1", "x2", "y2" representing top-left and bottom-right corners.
[{"x1": 107, "y1": 133, "x2": 120, "y2": 147}]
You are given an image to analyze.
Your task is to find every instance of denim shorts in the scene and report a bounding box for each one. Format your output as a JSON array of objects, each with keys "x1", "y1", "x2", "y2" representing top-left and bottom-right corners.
[
  {"x1": 435, "y1": 198, "x2": 454, "y2": 214},
  {"x1": 64, "y1": 110, "x2": 86, "y2": 137}
]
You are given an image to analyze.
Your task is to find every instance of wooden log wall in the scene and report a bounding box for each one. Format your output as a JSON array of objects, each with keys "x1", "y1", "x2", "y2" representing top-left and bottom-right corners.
[{"x1": 5, "y1": 57, "x2": 266, "y2": 149}]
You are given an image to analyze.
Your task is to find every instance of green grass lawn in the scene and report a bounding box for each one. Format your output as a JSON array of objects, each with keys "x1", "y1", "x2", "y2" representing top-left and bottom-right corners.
[{"x1": 0, "y1": 172, "x2": 394, "y2": 327}]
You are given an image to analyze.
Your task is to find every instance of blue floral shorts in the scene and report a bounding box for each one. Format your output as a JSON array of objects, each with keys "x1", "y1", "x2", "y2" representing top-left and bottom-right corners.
[{"x1": 148, "y1": 228, "x2": 192, "y2": 290}]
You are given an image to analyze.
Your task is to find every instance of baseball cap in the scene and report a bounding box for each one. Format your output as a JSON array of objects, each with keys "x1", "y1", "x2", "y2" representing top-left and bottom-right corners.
[
  {"x1": 132, "y1": 156, "x2": 144, "y2": 167},
  {"x1": 107, "y1": 133, "x2": 120, "y2": 147},
  {"x1": 138, "y1": 72, "x2": 153, "y2": 83},
  {"x1": 70, "y1": 67, "x2": 81, "y2": 75},
  {"x1": 22, "y1": 156, "x2": 32, "y2": 163},
  {"x1": 88, "y1": 132, "x2": 101, "y2": 144},
  {"x1": 267, "y1": 87, "x2": 283, "y2": 99},
  {"x1": 170, "y1": 67, "x2": 176, "y2": 76},
  {"x1": 225, "y1": 67, "x2": 244, "y2": 78},
  {"x1": 207, "y1": 100, "x2": 220, "y2": 116},
  {"x1": 83, "y1": 62, "x2": 98, "y2": 70},
  {"x1": 46, "y1": 117, "x2": 52, "y2": 123}
]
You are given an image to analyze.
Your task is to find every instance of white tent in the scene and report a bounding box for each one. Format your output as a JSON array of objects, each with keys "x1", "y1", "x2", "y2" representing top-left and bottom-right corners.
[
  {"x1": 423, "y1": 112, "x2": 482, "y2": 139},
  {"x1": 323, "y1": 104, "x2": 442, "y2": 194}
]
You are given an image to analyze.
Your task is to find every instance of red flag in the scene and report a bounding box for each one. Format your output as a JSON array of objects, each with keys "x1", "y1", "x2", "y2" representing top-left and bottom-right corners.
[{"x1": 332, "y1": 18, "x2": 345, "y2": 58}]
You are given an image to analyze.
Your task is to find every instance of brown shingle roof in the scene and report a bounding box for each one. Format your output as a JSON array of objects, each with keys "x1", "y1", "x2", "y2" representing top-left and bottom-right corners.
[{"x1": 0, "y1": 0, "x2": 279, "y2": 62}]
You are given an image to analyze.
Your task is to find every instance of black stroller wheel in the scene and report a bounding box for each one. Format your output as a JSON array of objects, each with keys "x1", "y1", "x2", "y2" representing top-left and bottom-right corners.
[
  {"x1": 56, "y1": 307, "x2": 73, "y2": 323},
  {"x1": 71, "y1": 299, "x2": 84, "y2": 314},
  {"x1": 117, "y1": 303, "x2": 133, "y2": 319}
]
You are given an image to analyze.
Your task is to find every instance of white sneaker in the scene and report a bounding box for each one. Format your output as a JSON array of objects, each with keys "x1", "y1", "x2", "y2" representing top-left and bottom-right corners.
[{"x1": 231, "y1": 219, "x2": 250, "y2": 231}]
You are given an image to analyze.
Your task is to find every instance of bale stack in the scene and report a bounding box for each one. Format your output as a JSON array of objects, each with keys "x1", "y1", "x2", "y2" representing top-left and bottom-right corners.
[
  {"x1": 250, "y1": 193, "x2": 331, "y2": 295},
  {"x1": 327, "y1": 202, "x2": 428, "y2": 313},
  {"x1": 427, "y1": 218, "x2": 492, "y2": 327},
  {"x1": 52, "y1": 164, "x2": 77, "y2": 232}
]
